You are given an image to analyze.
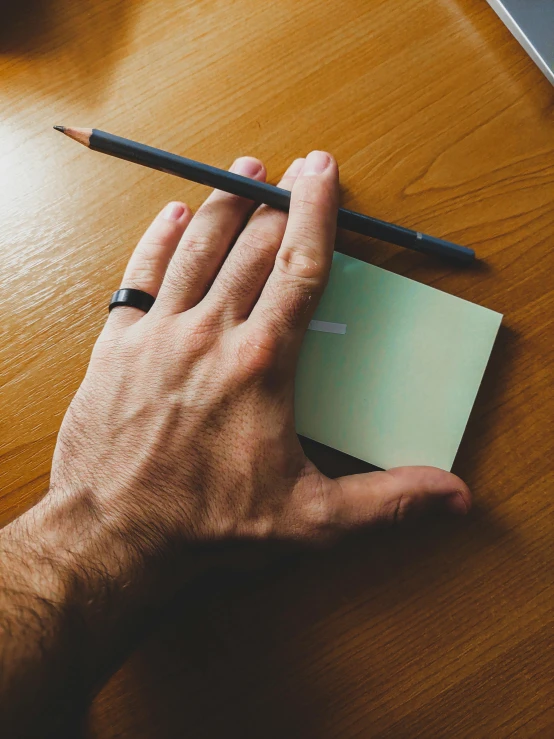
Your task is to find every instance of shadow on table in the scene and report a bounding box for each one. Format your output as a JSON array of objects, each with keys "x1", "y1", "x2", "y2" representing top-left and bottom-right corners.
[
  {"x1": 86, "y1": 505, "x2": 515, "y2": 739},
  {"x1": 0, "y1": 0, "x2": 50, "y2": 50},
  {"x1": 0, "y1": 0, "x2": 138, "y2": 96},
  {"x1": 85, "y1": 288, "x2": 515, "y2": 739},
  {"x1": 453, "y1": 323, "x2": 517, "y2": 490}
]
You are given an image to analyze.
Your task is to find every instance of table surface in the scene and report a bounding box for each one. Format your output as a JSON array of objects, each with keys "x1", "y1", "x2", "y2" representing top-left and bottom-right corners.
[{"x1": 1, "y1": 0, "x2": 553, "y2": 736}]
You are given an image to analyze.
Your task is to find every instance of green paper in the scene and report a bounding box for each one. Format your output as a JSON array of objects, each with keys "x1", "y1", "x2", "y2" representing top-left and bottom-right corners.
[{"x1": 295, "y1": 253, "x2": 502, "y2": 470}]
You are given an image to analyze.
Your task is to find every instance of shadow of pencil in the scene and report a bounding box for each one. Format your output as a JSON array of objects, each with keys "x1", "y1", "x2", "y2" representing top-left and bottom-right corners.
[{"x1": 336, "y1": 180, "x2": 490, "y2": 282}]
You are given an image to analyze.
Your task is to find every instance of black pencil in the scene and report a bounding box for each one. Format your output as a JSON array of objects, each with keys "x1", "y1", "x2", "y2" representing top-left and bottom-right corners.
[{"x1": 54, "y1": 126, "x2": 475, "y2": 264}]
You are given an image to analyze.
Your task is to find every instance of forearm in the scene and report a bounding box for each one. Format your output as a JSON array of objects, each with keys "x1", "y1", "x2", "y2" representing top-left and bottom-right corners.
[{"x1": 0, "y1": 491, "x2": 174, "y2": 738}]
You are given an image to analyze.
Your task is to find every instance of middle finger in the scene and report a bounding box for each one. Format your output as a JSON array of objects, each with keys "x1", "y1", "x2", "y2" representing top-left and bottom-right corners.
[
  {"x1": 207, "y1": 157, "x2": 306, "y2": 321},
  {"x1": 155, "y1": 156, "x2": 265, "y2": 315}
]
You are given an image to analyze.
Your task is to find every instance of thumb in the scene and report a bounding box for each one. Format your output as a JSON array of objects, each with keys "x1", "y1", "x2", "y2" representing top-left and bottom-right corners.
[{"x1": 334, "y1": 466, "x2": 471, "y2": 528}]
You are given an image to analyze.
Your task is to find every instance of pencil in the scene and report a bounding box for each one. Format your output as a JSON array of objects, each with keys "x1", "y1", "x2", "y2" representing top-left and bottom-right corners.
[{"x1": 54, "y1": 126, "x2": 475, "y2": 264}]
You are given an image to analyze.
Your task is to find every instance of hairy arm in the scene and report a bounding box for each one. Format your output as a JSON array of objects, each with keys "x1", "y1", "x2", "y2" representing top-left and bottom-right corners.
[{"x1": 0, "y1": 495, "x2": 153, "y2": 737}]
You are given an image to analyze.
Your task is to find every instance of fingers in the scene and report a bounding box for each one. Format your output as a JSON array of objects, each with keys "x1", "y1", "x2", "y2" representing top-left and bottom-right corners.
[
  {"x1": 333, "y1": 467, "x2": 471, "y2": 529},
  {"x1": 107, "y1": 201, "x2": 191, "y2": 330},
  {"x1": 248, "y1": 151, "x2": 339, "y2": 346},
  {"x1": 155, "y1": 157, "x2": 266, "y2": 315},
  {"x1": 208, "y1": 157, "x2": 305, "y2": 319}
]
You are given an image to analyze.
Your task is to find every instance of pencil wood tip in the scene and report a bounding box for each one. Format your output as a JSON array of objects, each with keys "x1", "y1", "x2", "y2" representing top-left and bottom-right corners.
[{"x1": 55, "y1": 126, "x2": 92, "y2": 147}]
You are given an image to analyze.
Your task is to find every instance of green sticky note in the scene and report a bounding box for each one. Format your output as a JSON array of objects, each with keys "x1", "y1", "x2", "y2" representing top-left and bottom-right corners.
[{"x1": 295, "y1": 253, "x2": 502, "y2": 470}]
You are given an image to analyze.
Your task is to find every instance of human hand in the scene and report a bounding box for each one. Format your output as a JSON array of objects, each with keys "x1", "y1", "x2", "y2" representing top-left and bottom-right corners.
[
  {"x1": 47, "y1": 150, "x2": 470, "y2": 592},
  {"x1": 1, "y1": 152, "x2": 470, "y2": 735}
]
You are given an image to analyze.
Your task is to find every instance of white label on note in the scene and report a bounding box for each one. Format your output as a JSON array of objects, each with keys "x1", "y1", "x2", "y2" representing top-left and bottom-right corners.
[{"x1": 308, "y1": 320, "x2": 347, "y2": 335}]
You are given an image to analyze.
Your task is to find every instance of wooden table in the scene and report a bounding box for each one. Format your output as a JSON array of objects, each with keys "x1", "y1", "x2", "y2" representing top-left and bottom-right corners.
[{"x1": 1, "y1": 0, "x2": 552, "y2": 736}]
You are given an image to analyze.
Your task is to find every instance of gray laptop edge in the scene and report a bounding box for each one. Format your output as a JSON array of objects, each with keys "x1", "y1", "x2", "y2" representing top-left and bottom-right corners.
[{"x1": 486, "y1": 0, "x2": 554, "y2": 85}]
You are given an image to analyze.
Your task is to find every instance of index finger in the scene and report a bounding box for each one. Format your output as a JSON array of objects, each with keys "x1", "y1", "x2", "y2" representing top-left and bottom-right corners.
[{"x1": 247, "y1": 150, "x2": 339, "y2": 346}]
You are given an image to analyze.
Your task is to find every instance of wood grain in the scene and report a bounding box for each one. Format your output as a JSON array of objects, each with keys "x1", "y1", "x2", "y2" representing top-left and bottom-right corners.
[{"x1": 1, "y1": 0, "x2": 553, "y2": 736}]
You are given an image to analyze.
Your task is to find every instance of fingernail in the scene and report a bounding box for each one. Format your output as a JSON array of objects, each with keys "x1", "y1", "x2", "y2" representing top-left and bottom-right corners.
[
  {"x1": 162, "y1": 202, "x2": 185, "y2": 221},
  {"x1": 285, "y1": 158, "x2": 306, "y2": 177},
  {"x1": 231, "y1": 157, "x2": 263, "y2": 177},
  {"x1": 446, "y1": 492, "x2": 468, "y2": 515},
  {"x1": 302, "y1": 150, "x2": 331, "y2": 175}
]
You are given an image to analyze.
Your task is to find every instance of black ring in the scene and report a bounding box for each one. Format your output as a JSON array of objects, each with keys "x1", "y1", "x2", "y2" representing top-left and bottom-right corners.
[{"x1": 108, "y1": 288, "x2": 156, "y2": 314}]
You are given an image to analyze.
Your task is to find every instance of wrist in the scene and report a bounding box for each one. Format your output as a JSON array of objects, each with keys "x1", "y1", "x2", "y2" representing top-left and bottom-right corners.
[
  {"x1": 0, "y1": 490, "x2": 171, "y2": 735},
  {"x1": 19, "y1": 486, "x2": 199, "y2": 606},
  {"x1": 1, "y1": 488, "x2": 197, "y2": 683}
]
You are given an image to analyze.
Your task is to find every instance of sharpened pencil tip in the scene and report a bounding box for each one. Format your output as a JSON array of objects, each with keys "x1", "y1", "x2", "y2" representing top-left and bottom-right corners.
[{"x1": 53, "y1": 125, "x2": 65, "y2": 133}]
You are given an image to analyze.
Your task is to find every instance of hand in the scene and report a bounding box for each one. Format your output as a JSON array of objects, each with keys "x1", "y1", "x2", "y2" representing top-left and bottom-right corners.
[
  {"x1": 1, "y1": 151, "x2": 470, "y2": 736},
  {"x1": 50, "y1": 150, "x2": 469, "y2": 581}
]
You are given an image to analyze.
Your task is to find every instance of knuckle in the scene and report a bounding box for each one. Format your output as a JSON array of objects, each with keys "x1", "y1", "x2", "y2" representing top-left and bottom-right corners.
[
  {"x1": 372, "y1": 490, "x2": 409, "y2": 526},
  {"x1": 303, "y1": 484, "x2": 337, "y2": 534},
  {"x1": 160, "y1": 236, "x2": 215, "y2": 296},
  {"x1": 181, "y1": 328, "x2": 210, "y2": 356},
  {"x1": 123, "y1": 245, "x2": 165, "y2": 289},
  {"x1": 195, "y1": 196, "x2": 240, "y2": 224},
  {"x1": 294, "y1": 194, "x2": 320, "y2": 217},
  {"x1": 159, "y1": 264, "x2": 192, "y2": 302},
  {"x1": 133, "y1": 247, "x2": 160, "y2": 268},
  {"x1": 275, "y1": 251, "x2": 320, "y2": 282},
  {"x1": 179, "y1": 308, "x2": 221, "y2": 348},
  {"x1": 236, "y1": 327, "x2": 279, "y2": 375},
  {"x1": 124, "y1": 265, "x2": 158, "y2": 291},
  {"x1": 285, "y1": 476, "x2": 339, "y2": 543},
  {"x1": 389, "y1": 494, "x2": 408, "y2": 525},
  {"x1": 215, "y1": 228, "x2": 281, "y2": 302},
  {"x1": 275, "y1": 240, "x2": 324, "y2": 282},
  {"x1": 177, "y1": 232, "x2": 216, "y2": 257},
  {"x1": 275, "y1": 251, "x2": 324, "y2": 295},
  {"x1": 238, "y1": 227, "x2": 281, "y2": 260},
  {"x1": 136, "y1": 236, "x2": 165, "y2": 255}
]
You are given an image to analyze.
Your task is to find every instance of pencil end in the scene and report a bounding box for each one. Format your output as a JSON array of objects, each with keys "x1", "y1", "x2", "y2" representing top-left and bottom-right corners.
[{"x1": 53, "y1": 125, "x2": 66, "y2": 133}]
